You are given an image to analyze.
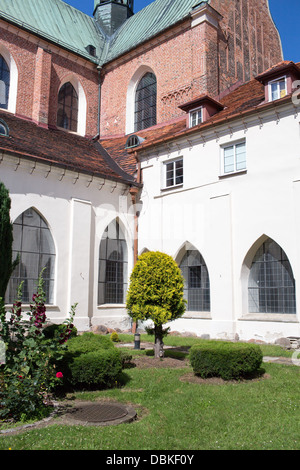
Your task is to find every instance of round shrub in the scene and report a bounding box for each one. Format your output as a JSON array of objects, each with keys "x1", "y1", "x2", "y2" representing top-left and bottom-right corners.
[
  {"x1": 189, "y1": 341, "x2": 263, "y2": 380},
  {"x1": 67, "y1": 349, "x2": 123, "y2": 389},
  {"x1": 66, "y1": 332, "x2": 114, "y2": 354},
  {"x1": 110, "y1": 331, "x2": 121, "y2": 343}
]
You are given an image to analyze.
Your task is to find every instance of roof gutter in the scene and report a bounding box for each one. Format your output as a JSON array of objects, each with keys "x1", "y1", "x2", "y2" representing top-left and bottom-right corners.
[{"x1": 130, "y1": 94, "x2": 296, "y2": 153}]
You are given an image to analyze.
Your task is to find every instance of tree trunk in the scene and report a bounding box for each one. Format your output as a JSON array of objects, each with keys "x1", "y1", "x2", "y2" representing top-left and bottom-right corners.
[{"x1": 154, "y1": 324, "x2": 164, "y2": 358}]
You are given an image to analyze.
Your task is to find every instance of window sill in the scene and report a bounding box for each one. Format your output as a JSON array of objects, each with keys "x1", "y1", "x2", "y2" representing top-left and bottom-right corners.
[
  {"x1": 238, "y1": 313, "x2": 298, "y2": 323},
  {"x1": 161, "y1": 184, "x2": 183, "y2": 192},
  {"x1": 4, "y1": 304, "x2": 59, "y2": 310},
  {"x1": 97, "y1": 304, "x2": 126, "y2": 309},
  {"x1": 219, "y1": 170, "x2": 247, "y2": 179},
  {"x1": 183, "y1": 311, "x2": 211, "y2": 319}
]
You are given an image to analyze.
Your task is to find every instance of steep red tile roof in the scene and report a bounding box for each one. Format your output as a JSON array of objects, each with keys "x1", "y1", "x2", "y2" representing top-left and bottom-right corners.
[
  {"x1": 255, "y1": 60, "x2": 300, "y2": 82},
  {"x1": 0, "y1": 111, "x2": 139, "y2": 186},
  {"x1": 100, "y1": 117, "x2": 187, "y2": 175},
  {"x1": 123, "y1": 62, "x2": 300, "y2": 153}
]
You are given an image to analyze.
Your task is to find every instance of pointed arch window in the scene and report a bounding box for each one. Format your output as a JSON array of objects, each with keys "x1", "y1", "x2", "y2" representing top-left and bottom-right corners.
[
  {"x1": 179, "y1": 250, "x2": 210, "y2": 312},
  {"x1": 98, "y1": 220, "x2": 128, "y2": 304},
  {"x1": 248, "y1": 239, "x2": 296, "y2": 314},
  {"x1": 57, "y1": 82, "x2": 78, "y2": 132},
  {"x1": 0, "y1": 54, "x2": 10, "y2": 110},
  {"x1": 134, "y1": 72, "x2": 157, "y2": 131},
  {"x1": 6, "y1": 208, "x2": 56, "y2": 304}
]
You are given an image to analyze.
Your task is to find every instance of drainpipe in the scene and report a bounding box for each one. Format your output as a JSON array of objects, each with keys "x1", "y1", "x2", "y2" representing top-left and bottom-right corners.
[
  {"x1": 129, "y1": 185, "x2": 139, "y2": 334},
  {"x1": 93, "y1": 66, "x2": 102, "y2": 141},
  {"x1": 130, "y1": 151, "x2": 141, "y2": 334}
]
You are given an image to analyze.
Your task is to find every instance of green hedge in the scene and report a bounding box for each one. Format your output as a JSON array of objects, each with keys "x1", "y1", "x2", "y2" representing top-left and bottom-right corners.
[
  {"x1": 66, "y1": 332, "x2": 115, "y2": 353},
  {"x1": 58, "y1": 332, "x2": 122, "y2": 389},
  {"x1": 189, "y1": 341, "x2": 263, "y2": 380},
  {"x1": 67, "y1": 349, "x2": 123, "y2": 388}
]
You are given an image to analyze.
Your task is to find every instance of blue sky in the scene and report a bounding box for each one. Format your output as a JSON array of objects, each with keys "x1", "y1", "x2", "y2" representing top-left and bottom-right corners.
[{"x1": 65, "y1": 0, "x2": 299, "y2": 63}]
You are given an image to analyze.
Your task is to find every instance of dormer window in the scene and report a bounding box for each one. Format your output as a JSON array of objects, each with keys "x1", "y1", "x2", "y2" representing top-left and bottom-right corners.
[
  {"x1": 269, "y1": 76, "x2": 287, "y2": 102},
  {"x1": 125, "y1": 134, "x2": 145, "y2": 149},
  {"x1": 0, "y1": 118, "x2": 9, "y2": 136},
  {"x1": 256, "y1": 62, "x2": 300, "y2": 104},
  {"x1": 179, "y1": 95, "x2": 223, "y2": 129},
  {"x1": 190, "y1": 107, "x2": 203, "y2": 127}
]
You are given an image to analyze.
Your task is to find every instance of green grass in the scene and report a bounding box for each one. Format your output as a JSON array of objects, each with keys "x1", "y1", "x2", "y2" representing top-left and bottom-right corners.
[
  {"x1": 1, "y1": 335, "x2": 299, "y2": 451},
  {"x1": 119, "y1": 333, "x2": 295, "y2": 357}
]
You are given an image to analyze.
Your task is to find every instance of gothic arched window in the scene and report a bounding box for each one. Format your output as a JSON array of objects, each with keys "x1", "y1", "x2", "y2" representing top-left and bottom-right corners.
[
  {"x1": 248, "y1": 238, "x2": 296, "y2": 314},
  {"x1": 0, "y1": 54, "x2": 10, "y2": 110},
  {"x1": 179, "y1": 249, "x2": 210, "y2": 312},
  {"x1": 57, "y1": 82, "x2": 78, "y2": 132},
  {"x1": 134, "y1": 72, "x2": 157, "y2": 131},
  {"x1": 6, "y1": 208, "x2": 56, "y2": 304},
  {"x1": 98, "y1": 220, "x2": 128, "y2": 304}
]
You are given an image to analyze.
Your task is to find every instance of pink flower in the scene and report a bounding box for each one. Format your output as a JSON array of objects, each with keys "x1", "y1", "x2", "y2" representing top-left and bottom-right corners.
[{"x1": 56, "y1": 372, "x2": 63, "y2": 379}]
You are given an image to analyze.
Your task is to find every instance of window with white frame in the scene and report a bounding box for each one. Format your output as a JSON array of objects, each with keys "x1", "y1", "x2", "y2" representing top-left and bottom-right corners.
[
  {"x1": 269, "y1": 76, "x2": 287, "y2": 102},
  {"x1": 164, "y1": 158, "x2": 183, "y2": 188},
  {"x1": 189, "y1": 107, "x2": 202, "y2": 127},
  {"x1": 221, "y1": 141, "x2": 246, "y2": 175}
]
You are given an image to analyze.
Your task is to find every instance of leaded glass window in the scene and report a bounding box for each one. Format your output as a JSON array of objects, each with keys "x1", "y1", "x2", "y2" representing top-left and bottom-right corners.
[
  {"x1": 98, "y1": 220, "x2": 128, "y2": 304},
  {"x1": 0, "y1": 55, "x2": 10, "y2": 110},
  {"x1": 57, "y1": 82, "x2": 78, "y2": 132},
  {"x1": 134, "y1": 72, "x2": 157, "y2": 131},
  {"x1": 6, "y1": 209, "x2": 56, "y2": 304},
  {"x1": 248, "y1": 239, "x2": 296, "y2": 314},
  {"x1": 180, "y1": 250, "x2": 210, "y2": 312}
]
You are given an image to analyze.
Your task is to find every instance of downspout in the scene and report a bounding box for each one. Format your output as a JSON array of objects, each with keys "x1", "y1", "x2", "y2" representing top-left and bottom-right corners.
[
  {"x1": 130, "y1": 151, "x2": 141, "y2": 334},
  {"x1": 93, "y1": 66, "x2": 102, "y2": 141}
]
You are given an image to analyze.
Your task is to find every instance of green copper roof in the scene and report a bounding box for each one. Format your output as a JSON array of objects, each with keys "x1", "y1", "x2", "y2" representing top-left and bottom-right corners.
[
  {"x1": 102, "y1": 0, "x2": 208, "y2": 65},
  {"x1": 0, "y1": 0, "x2": 209, "y2": 65},
  {"x1": 0, "y1": 0, "x2": 105, "y2": 62}
]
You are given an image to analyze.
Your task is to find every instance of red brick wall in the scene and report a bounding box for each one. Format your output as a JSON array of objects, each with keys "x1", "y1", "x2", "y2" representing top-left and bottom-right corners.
[
  {"x1": 100, "y1": 0, "x2": 283, "y2": 137},
  {"x1": 100, "y1": 20, "x2": 209, "y2": 136},
  {"x1": 0, "y1": 0, "x2": 283, "y2": 139},
  {"x1": 0, "y1": 24, "x2": 99, "y2": 137},
  {"x1": 0, "y1": 26, "x2": 36, "y2": 118},
  {"x1": 48, "y1": 53, "x2": 99, "y2": 137},
  {"x1": 211, "y1": 0, "x2": 283, "y2": 92}
]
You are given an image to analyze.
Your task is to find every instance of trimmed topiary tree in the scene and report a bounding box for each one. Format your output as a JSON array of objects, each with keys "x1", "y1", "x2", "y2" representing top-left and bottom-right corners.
[
  {"x1": 126, "y1": 251, "x2": 186, "y2": 358},
  {"x1": 0, "y1": 181, "x2": 18, "y2": 300}
]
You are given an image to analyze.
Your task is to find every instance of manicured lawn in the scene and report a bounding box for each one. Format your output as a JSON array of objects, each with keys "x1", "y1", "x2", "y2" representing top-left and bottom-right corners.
[{"x1": 1, "y1": 335, "x2": 299, "y2": 451}]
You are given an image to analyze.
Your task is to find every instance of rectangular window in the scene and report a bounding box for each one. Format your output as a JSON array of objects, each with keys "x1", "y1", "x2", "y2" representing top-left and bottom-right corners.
[
  {"x1": 164, "y1": 158, "x2": 183, "y2": 188},
  {"x1": 269, "y1": 77, "x2": 287, "y2": 102},
  {"x1": 189, "y1": 107, "x2": 202, "y2": 127},
  {"x1": 222, "y1": 141, "x2": 246, "y2": 175}
]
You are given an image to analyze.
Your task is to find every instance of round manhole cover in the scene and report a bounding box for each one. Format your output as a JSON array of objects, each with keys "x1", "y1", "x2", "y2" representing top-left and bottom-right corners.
[{"x1": 65, "y1": 402, "x2": 136, "y2": 426}]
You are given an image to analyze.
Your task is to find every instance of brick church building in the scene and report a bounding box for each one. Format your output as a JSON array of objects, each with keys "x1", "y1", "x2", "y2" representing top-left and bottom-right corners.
[{"x1": 1, "y1": 0, "x2": 300, "y2": 344}]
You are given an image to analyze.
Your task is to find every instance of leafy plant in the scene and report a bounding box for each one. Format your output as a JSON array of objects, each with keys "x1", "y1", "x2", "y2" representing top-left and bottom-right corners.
[
  {"x1": 0, "y1": 274, "x2": 77, "y2": 422},
  {"x1": 126, "y1": 251, "x2": 186, "y2": 358}
]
